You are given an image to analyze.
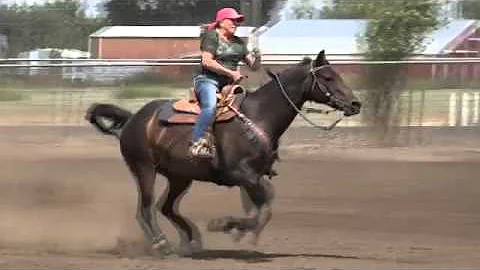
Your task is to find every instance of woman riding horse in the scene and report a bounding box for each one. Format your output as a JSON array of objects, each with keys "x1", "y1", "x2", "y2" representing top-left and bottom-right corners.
[
  {"x1": 86, "y1": 49, "x2": 361, "y2": 255},
  {"x1": 190, "y1": 7, "x2": 261, "y2": 158}
]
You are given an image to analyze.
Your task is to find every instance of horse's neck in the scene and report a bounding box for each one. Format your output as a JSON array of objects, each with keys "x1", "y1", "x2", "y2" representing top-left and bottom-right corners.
[{"x1": 242, "y1": 69, "x2": 308, "y2": 142}]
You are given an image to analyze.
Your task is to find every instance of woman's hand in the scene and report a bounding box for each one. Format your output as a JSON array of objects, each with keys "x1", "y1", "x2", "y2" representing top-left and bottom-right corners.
[
  {"x1": 230, "y1": 70, "x2": 243, "y2": 82},
  {"x1": 202, "y1": 51, "x2": 240, "y2": 78},
  {"x1": 245, "y1": 49, "x2": 261, "y2": 71}
]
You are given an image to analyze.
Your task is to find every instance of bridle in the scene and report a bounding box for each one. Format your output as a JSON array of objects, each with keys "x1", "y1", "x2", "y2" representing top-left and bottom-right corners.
[
  {"x1": 270, "y1": 64, "x2": 344, "y2": 131},
  {"x1": 225, "y1": 64, "x2": 344, "y2": 163},
  {"x1": 309, "y1": 65, "x2": 353, "y2": 110}
]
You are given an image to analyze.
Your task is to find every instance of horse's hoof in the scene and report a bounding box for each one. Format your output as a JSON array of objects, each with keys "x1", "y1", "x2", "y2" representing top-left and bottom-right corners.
[
  {"x1": 152, "y1": 239, "x2": 175, "y2": 255},
  {"x1": 189, "y1": 240, "x2": 203, "y2": 252},
  {"x1": 229, "y1": 228, "x2": 247, "y2": 243},
  {"x1": 180, "y1": 240, "x2": 203, "y2": 257},
  {"x1": 249, "y1": 234, "x2": 260, "y2": 246},
  {"x1": 207, "y1": 217, "x2": 232, "y2": 232},
  {"x1": 152, "y1": 249, "x2": 179, "y2": 259}
]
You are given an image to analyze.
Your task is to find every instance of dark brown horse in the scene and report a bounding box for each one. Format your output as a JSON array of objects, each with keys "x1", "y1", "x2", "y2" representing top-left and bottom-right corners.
[{"x1": 85, "y1": 50, "x2": 361, "y2": 256}]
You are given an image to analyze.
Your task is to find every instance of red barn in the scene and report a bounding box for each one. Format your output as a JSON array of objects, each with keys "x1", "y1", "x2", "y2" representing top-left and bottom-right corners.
[{"x1": 89, "y1": 26, "x2": 254, "y2": 59}]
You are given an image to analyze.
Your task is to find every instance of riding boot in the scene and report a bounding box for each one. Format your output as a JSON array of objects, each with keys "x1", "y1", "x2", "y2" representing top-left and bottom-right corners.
[{"x1": 189, "y1": 137, "x2": 213, "y2": 158}]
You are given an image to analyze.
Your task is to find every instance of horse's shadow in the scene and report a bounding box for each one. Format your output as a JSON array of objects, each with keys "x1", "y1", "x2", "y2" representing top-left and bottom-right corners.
[{"x1": 189, "y1": 249, "x2": 361, "y2": 263}]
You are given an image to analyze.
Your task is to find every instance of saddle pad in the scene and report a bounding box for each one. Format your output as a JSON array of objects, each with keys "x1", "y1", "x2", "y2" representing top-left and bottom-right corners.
[
  {"x1": 173, "y1": 99, "x2": 201, "y2": 115},
  {"x1": 157, "y1": 99, "x2": 237, "y2": 125}
]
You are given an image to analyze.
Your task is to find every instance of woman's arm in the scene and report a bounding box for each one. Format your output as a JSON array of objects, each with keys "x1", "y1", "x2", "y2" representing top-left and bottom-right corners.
[
  {"x1": 200, "y1": 31, "x2": 239, "y2": 79},
  {"x1": 202, "y1": 51, "x2": 233, "y2": 77},
  {"x1": 202, "y1": 51, "x2": 242, "y2": 81}
]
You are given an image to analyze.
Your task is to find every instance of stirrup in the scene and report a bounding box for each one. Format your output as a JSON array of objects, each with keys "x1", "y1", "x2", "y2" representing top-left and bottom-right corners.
[{"x1": 189, "y1": 138, "x2": 213, "y2": 158}]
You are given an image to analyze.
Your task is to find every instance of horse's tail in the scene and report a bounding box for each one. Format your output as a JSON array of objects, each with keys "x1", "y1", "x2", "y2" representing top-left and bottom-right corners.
[{"x1": 85, "y1": 103, "x2": 133, "y2": 139}]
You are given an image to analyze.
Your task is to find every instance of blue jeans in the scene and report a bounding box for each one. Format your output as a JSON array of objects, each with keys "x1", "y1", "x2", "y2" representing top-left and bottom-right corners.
[{"x1": 192, "y1": 76, "x2": 219, "y2": 142}]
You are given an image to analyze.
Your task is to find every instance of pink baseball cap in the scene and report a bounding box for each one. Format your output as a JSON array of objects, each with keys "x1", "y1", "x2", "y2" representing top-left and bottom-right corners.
[{"x1": 207, "y1": 8, "x2": 245, "y2": 31}]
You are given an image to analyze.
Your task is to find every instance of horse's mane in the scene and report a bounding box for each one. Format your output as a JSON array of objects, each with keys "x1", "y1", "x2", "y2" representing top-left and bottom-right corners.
[
  {"x1": 299, "y1": 57, "x2": 312, "y2": 67},
  {"x1": 245, "y1": 57, "x2": 312, "y2": 98},
  {"x1": 274, "y1": 56, "x2": 312, "y2": 80}
]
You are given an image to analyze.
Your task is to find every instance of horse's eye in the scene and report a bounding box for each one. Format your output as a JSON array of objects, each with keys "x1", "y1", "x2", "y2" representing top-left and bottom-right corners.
[{"x1": 320, "y1": 72, "x2": 333, "y2": 81}]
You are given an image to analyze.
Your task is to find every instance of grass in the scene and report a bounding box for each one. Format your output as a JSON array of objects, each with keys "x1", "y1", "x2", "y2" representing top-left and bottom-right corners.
[
  {"x1": 0, "y1": 82, "x2": 25, "y2": 101},
  {"x1": 359, "y1": 88, "x2": 476, "y2": 126},
  {"x1": 0, "y1": 70, "x2": 478, "y2": 127},
  {"x1": 0, "y1": 89, "x2": 24, "y2": 101},
  {"x1": 114, "y1": 84, "x2": 185, "y2": 99},
  {"x1": 399, "y1": 89, "x2": 451, "y2": 120},
  {"x1": 341, "y1": 73, "x2": 480, "y2": 91}
]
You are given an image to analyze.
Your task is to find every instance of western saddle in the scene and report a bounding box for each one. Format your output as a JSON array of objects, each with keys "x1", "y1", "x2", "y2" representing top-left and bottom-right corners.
[{"x1": 162, "y1": 84, "x2": 245, "y2": 124}]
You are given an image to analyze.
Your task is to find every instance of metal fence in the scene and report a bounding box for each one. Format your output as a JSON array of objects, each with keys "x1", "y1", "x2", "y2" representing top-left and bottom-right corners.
[{"x1": 1, "y1": 58, "x2": 480, "y2": 133}]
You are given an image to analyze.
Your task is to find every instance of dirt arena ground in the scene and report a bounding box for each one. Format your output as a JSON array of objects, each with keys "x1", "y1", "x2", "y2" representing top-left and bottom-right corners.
[{"x1": 1, "y1": 125, "x2": 480, "y2": 269}]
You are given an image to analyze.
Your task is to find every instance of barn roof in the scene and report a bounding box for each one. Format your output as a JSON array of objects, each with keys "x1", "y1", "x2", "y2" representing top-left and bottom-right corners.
[
  {"x1": 90, "y1": 26, "x2": 255, "y2": 38},
  {"x1": 258, "y1": 19, "x2": 479, "y2": 56}
]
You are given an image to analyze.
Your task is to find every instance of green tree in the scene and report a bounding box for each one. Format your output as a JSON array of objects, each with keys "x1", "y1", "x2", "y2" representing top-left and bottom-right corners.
[
  {"x1": 103, "y1": 0, "x2": 278, "y2": 26},
  {"x1": 320, "y1": 0, "x2": 370, "y2": 19},
  {"x1": 0, "y1": 0, "x2": 105, "y2": 56},
  {"x1": 286, "y1": 0, "x2": 319, "y2": 19},
  {"x1": 103, "y1": 0, "x2": 142, "y2": 25},
  {"x1": 321, "y1": 0, "x2": 445, "y2": 143},
  {"x1": 360, "y1": 1, "x2": 443, "y2": 60},
  {"x1": 357, "y1": 0, "x2": 444, "y2": 143},
  {"x1": 460, "y1": 0, "x2": 480, "y2": 19}
]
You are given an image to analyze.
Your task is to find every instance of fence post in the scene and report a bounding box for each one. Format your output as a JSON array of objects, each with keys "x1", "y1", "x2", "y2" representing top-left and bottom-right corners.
[
  {"x1": 474, "y1": 92, "x2": 480, "y2": 125},
  {"x1": 407, "y1": 89, "x2": 414, "y2": 144},
  {"x1": 449, "y1": 92, "x2": 456, "y2": 126},
  {"x1": 462, "y1": 92, "x2": 471, "y2": 126},
  {"x1": 417, "y1": 89, "x2": 426, "y2": 144},
  {"x1": 456, "y1": 89, "x2": 463, "y2": 127}
]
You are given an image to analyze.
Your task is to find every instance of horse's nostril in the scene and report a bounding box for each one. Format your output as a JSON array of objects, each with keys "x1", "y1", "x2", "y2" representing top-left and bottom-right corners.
[{"x1": 352, "y1": 101, "x2": 362, "y2": 109}]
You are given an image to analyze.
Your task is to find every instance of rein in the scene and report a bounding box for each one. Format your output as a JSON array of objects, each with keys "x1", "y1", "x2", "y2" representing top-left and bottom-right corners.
[
  {"x1": 224, "y1": 64, "x2": 343, "y2": 160},
  {"x1": 227, "y1": 101, "x2": 272, "y2": 153},
  {"x1": 270, "y1": 65, "x2": 344, "y2": 131}
]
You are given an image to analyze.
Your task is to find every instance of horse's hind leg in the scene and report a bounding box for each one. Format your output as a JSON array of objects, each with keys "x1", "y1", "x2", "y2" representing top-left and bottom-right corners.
[
  {"x1": 157, "y1": 177, "x2": 202, "y2": 256},
  {"x1": 124, "y1": 160, "x2": 171, "y2": 253}
]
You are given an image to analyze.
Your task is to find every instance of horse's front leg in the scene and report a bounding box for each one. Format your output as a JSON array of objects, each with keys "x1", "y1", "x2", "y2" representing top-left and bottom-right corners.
[
  {"x1": 242, "y1": 175, "x2": 275, "y2": 245},
  {"x1": 207, "y1": 170, "x2": 275, "y2": 245}
]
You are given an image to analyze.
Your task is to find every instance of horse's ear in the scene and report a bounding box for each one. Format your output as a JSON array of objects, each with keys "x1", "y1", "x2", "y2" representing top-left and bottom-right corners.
[{"x1": 314, "y1": 50, "x2": 329, "y2": 67}]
